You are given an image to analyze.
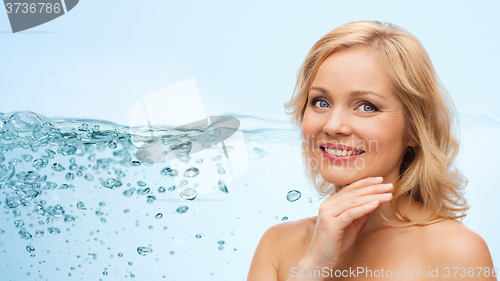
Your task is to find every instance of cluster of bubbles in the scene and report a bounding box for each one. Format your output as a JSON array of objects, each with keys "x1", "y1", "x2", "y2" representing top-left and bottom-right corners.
[
  {"x1": 0, "y1": 111, "x2": 303, "y2": 279},
  {"x1": 0, "y1": 111, "x2": 243, "y2": 279}
]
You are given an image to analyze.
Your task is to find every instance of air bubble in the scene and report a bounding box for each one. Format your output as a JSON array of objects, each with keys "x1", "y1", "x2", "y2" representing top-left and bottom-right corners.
[
  {"x1": 48, "y1": 227, "x2": 60, "y2": 234},
  {"x1": 176, "y1": 206, "x2": 188, "y2": 214},
  {"x1": 286, "y1": 190, "x2": 302, "y2": 202},
  {"x1": 137, "y1": 247, "x2": 153, "y2": 256},
  {"x1": 52, "y1": 163, "x2": 65, "y2": 171},
  {"x1": 101, "y1": 178, "x2": 122, "y2": 189},
  {"x1": 179, "y1": 188, "x2": 197, "y2": 200},
  {"x1": 77, "y1": 201, "x2": 87, "y2": 210},
  {"x1": 183, "y1": 167, "x2": 199, "y2": 178},
  {"x1": 160, "y1": 167, "x2": 178, "y2": 177},
  {"x1": 26, "y1": 245, "x2": 35, "y2": 253},
  {"x1": 218, "y1": 180, "x2": 228, "y2": 193}
]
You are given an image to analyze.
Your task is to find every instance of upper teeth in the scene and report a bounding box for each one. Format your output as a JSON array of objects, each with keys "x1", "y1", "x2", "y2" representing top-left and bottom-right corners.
[{"x1": 324, "y1": 148, "x2": 363, "y2": 156}]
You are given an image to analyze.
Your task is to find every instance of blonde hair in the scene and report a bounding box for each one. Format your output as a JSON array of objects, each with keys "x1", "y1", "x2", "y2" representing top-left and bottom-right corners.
[{"x1": 284, "y1": 20, "x2": 469, "y2": 226}]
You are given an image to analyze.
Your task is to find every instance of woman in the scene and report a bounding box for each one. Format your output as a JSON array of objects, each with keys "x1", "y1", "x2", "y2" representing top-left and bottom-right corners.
[{"x1": 247, "y1": 21, "x2": 496, "y2": 281}]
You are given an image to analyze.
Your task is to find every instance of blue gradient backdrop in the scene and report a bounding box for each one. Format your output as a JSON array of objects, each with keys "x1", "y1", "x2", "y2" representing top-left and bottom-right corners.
[{"x1": 0, "y1": 0, "x2": 499, "y2": 277}]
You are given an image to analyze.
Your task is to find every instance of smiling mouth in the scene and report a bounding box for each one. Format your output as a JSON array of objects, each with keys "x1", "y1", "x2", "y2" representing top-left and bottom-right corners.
[{"x1": 321, "y1": 147, "x2": 366, "y2": 157}]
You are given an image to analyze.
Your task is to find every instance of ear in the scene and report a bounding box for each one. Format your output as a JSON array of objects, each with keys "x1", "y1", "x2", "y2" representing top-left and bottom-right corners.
[{"x1": 406, "y1": 137, "x2": 417, "y2": 148}]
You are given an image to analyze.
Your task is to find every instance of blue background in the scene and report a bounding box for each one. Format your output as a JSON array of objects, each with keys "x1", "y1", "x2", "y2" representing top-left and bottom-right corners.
[
  {"x1": 1, "y1": 0, "x2": 499, "y2": 124},
  {"x1": 0, "y1": 0, "x2": 499, "y2": 279}
]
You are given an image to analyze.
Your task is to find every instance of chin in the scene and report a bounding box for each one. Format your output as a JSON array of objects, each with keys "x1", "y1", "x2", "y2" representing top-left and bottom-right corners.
[{"x1": 321, "y1": 173, "x2": 359, "y2": 186}]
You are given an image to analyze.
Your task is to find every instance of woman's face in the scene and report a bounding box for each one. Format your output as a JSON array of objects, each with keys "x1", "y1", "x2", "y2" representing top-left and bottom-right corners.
[{"x1": 302, "y1": 47, "x2": 413, "y2": 185}]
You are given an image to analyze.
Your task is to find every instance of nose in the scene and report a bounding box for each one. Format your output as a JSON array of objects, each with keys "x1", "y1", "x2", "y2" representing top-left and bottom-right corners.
[{"x1": 323, "y1": 107, "x2": 353, "y2": 136}]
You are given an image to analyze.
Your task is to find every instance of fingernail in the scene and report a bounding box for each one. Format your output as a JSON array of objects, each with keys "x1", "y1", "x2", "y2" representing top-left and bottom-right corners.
[
  {"x1": 381, "y1": 193, "x2": 392, "y2": 199},
  {"x1": 375, "y1": 177, "x2": 383, "y2": 181},
  {"x1": 383, "y1": 183, "x2": 393, "y2": 188}
]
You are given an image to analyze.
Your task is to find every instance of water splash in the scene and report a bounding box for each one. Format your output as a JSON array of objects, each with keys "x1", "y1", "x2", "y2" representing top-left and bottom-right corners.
[{"x1": 0, "y1": 110, "x2": 337, "y2": 279}]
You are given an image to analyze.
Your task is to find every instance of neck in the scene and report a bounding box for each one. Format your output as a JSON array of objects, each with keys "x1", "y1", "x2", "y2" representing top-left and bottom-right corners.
[
  {"x1": 365, "y1": 164, "x2": 409, "y2": 226},
  {"x1": 363, "y1": 194, "x2": 422, "y2": 231}
]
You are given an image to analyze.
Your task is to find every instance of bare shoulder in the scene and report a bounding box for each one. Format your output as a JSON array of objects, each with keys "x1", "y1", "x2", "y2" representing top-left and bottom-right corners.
[
  {"x1": 262, "y1": 216, "x2": 317, "y2": 256},
  {"x1": 422, "y1": 219, "x2": 495, "y2": 268},
  {"x1": 269, "y1": 216, "x2": 317, "y2": 241},
  {"x1": 247, "y1": 217, "x2": 316, "y2": 281}
]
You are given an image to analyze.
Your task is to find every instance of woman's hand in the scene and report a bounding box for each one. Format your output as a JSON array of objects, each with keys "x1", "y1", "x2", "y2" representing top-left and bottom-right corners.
[{"x1": 298, "y1": 177, "x2": 393, "y2": 271}]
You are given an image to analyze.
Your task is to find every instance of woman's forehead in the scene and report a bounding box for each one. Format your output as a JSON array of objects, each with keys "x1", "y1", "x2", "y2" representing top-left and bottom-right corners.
[
  {"x1": 310, "y1": 50, "x2": 398, "y2": 103},
  {"x1": 314, "y1": 48, "x2": 391, "y2": 90}
]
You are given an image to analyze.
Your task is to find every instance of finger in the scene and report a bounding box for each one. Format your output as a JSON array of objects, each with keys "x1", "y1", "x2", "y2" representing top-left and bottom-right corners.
[
  {"x1": 352, "y1": 205, "x2": 381, "y2": 230},
  {"x1": 330, "y1": 192, "x2": 392, "y2": 217},
  {"x1": 335, "y1": 200, "x2": 381, "y2": 230},
  {"x1": 349, "y1": 183, "x2": 393, "y2": 200},
  {"x1": 336, "y1": 176, "x2": 384, "y2": 195},
  {"x1": 322, "y1": 182, "x2": 393, "y2": 207},
  {"x1": 364, "y1": 205, "x2": 380, "y2": 218},
  {"x1": 337, "y1": 182, "x2": 393, "y2": 202}
]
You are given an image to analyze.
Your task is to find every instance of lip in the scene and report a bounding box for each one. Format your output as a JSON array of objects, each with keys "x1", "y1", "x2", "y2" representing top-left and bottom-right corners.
[
  {"x1": 320, "y1": 144, "x2": 365, "y2": 163},
  {"x1": 321, "y1": 143, "x2": 365, "y2": 152}
]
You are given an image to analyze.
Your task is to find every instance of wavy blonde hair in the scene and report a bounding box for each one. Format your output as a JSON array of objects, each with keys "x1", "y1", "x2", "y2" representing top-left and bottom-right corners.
[{"x1": 283, "y1": 20, "x2": 469, "y2": 226}]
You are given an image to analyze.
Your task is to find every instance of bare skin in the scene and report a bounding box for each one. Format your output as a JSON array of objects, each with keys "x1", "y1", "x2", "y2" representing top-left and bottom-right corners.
[
  {"x1": 247, "y1": 47, "x2": 496, "y2": 280},
  {"x1": 247, "y1": 194, "x2": 496, "y2": 280}
]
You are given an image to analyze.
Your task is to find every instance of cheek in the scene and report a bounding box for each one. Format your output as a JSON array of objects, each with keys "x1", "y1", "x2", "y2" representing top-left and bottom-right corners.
[
  {"x1": 301, "y1": 111, "x2": 319, "y2": 141},
  {"x1": 367, "y1": 122, "x2": 404, "y2": 151},
  {"x1": 356, "y1": 120, "x2": 404, "y2": 151}
]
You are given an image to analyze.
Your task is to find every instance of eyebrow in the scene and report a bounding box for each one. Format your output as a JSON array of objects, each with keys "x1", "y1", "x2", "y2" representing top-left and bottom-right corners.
[{"x1": 309, "y1": 86, "x2": 387, "y2": 100}]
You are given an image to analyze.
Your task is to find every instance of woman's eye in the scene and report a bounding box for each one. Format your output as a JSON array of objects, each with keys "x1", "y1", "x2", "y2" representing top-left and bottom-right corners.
[
  {"x1": 311, "y1": 98, "x2": 379, "y2": 112},
  {"x1": 312, "y1": 99, "x2": 329, "y2": 108},
  {"x1": 318, "y1": 100, "x2": 329, "y2": 108},
  {"x1": 362, "y1": 104, "x2": 373, "y2": 111},
  {"x1": 356, "y1": 102, "x2": 379, "y2": 112}
]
